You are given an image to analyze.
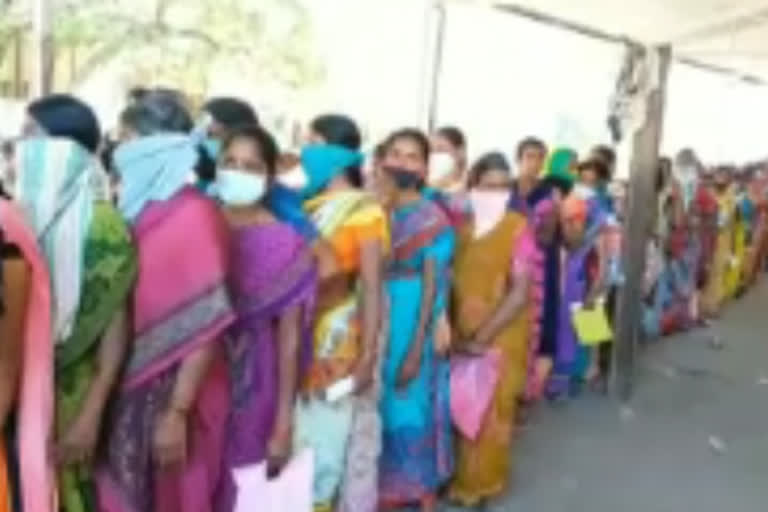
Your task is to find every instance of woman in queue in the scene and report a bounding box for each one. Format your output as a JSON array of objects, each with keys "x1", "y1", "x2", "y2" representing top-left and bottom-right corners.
[
  {"x1": 293, "y1": 114, "x2": 387, "y2": 512},
  {"x1": 376, "y1": 128, "x2": 455, "y2": 512},
  {"x1": 0, "y1": 198, "x2": 53, "y2": 512},
  {"x1": 213, "y1": 125, "x2": 317, "y2": 510},
  {"x1": 97, "y1": 92, "x2": 235, "y2": 512},
  {"x1": 15, "y1": 95, "x2": 137, "y2": 512},
  {"x1": 448, "y1": 152, "x2": 532, "y2": 507}
]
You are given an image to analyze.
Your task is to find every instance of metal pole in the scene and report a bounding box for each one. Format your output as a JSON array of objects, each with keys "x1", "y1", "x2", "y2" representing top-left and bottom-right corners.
[
  {"x1": 612, "y1": 45, "x2": 672, "y2": 401},
  {"x1": 32, "y1": 0, "x2": 53, "y2": 97},
  {"x1": 426, "y1": 1, "x2": 446, "y2": 132}
]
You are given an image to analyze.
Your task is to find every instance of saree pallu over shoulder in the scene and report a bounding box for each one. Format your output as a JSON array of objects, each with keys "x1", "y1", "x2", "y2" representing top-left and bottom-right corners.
[
  {"x1": 302, "y1": 190, "x2": 388, "y2": 391},
  {"x1": 380, "y1": 199, "x2": 455, "y2": 506},
  {"x1": 226, "y1": 222, "x2": 317, "y2": 414},
  {"x1": 449, "y1": 212, "x2": 530, "y2": 506},
  {"x1": 56, "y1": 202, "x2": 137, "y2": 370},
  {"x1": 390, "y1": 199, "x2": 452, "y2": 265},
  {"x1": 231, "y1": 226, "x2": 316, "y2": 322},
  {"x1": 305, "y1": 190, "x2": 389, "y2": 272},
  {"x1": 216, "y1": 222, "x2": 317, "y2": 512},
  {"x1": 296, "y1": 190, "x2": 389, "y2": 511},
  {"x1": 0, "y1": 201, "x2": 54, "y2": 512},
  {"x1": 423, "y1": 188, "x2": 472, "y2": 229},
  {"x1": 97, "y1": 188, "x2": 234, "y2": 512},
  {"x1": 56, "y1": 202, "x2": 137, "y2": 512},
  {"x1": 124, "y1": 187, "x2": 235, "y2": 389}
]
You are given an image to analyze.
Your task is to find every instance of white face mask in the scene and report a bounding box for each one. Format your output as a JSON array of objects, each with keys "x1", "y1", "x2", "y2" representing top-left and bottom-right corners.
[
  {"x1": 216, "y1": 168, "x2": 267, "y2": 206},
  {"x1": 469, "y1": 189, "x2": 509, "y2": 238},
  {"x1": 278, "y1": 164, "x2": 308, "y2": 190},
  {"x1": 428, "y1": 152, "x2": 456, "y2": 185}
]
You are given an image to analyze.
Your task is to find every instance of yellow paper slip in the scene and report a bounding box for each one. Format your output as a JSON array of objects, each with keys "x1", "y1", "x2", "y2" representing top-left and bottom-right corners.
[{"x1": 570, "y1": 301, "x2": 613, "y2": 346}]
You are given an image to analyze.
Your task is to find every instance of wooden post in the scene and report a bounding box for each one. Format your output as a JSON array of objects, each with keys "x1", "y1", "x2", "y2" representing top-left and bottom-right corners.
[
  {"x1": 31, "y1": 0, "x2": 53, "y2": 97},
  {"x1": 612, "y1": 44, "x2": 671, "y2": 401}
]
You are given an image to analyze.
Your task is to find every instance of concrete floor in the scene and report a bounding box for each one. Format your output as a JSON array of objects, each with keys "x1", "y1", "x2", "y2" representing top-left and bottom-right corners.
[{"x1": 440, "y1": 281, "x2": 768, "y2": 512}]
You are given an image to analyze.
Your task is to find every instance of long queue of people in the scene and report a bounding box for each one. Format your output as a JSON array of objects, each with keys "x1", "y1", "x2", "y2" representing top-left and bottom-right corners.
[
  {"x1": 1, "y1": 90, "x2": 766, "y2": 512},
  {"x1": 641, "y1": 154, "x2": 768, "y2": 340}
]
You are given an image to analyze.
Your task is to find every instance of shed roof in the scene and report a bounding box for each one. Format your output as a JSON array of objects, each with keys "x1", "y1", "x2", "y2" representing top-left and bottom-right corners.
[{"x1": 494, "y1": 0, "x2": 768, "y2": 82}]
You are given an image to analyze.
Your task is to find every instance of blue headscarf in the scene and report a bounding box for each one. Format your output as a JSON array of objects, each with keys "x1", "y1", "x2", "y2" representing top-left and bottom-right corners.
[
  {"x1": 114, "y1": 133, "x2": 198, "y2": 222},
  {"x1": 300, "y1": 144, "x2": 363, "y2": 199}
]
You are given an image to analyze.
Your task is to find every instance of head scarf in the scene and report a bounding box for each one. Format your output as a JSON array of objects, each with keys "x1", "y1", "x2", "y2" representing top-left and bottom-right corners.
[
  {"x1": 561, "y1": 195, "x2": 588, "y2": 225},
  {"x1": 299, "y1": 143, "x2": 363, "y2": 198},
  {"x1": 542, "y1": 147, "x2": 577, "y2": 186},
  {"x1": 13, "y1": 137, "x2": 94, "y2": 342},
  {"x1": 114, "y1": 133, "x2": 198, "y2": 222}
]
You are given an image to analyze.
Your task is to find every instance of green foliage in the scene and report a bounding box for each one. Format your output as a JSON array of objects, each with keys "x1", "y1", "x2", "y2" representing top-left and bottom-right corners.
[{"x1": 5, "y1": 0, "x2": 324, "y2": 95}]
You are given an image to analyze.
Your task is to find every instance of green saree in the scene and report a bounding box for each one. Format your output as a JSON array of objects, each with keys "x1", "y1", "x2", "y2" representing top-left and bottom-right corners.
[{"x1": 55, "y1": 202, "x2": 137, "y2": 512}]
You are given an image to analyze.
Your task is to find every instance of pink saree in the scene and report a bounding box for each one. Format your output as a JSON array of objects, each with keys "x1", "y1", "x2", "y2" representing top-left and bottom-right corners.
[
  {"x1": 96, "y1": 188, "x2": 235, "y2": 512},
  {"x1": 0, "y1": 200, "x2": 54, "y2": 512}
]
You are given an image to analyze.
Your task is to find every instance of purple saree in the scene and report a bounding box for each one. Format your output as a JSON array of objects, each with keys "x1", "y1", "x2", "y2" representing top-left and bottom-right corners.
[{"x1": 215, "y1": 222, "x2": 316, "y2": 512}]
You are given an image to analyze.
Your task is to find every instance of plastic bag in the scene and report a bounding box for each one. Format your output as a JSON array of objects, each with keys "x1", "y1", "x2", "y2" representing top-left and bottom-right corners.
[{"x1": 449, "y1": 349, "x2": 501, "y2": 440}]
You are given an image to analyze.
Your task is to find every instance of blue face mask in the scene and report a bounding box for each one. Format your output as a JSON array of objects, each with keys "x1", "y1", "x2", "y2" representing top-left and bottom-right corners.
[
  {"x1": 300, "y1": 144, "x2": 364, "y2": 198},
  {"x1": 202, "y1": 138, "x2": 221, "y2": 160}
]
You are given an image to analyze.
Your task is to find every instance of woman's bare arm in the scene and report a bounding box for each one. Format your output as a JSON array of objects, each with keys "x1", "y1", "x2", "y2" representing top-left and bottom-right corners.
[
  {"x1": 80, "y1": 309, "x2": 129, "y2": 417},
  {"x1": 268, "y1": 305, "x2": 302, "y2": 474},
  {"x1": 153, "y1": 341, "x2": 218, "y2": 468},
  {"x1": 57, "y1": 308, "x2": 130, "y2": 464},
  {"x1": 473, "y1": 269, "x2": 530, "y2": 349},
  {"x1": 168, "y1": 343, "x2": 217, "y2": 415},
  {"x1": 353, "y1": 240, "x2": 383, "y2": 392}
]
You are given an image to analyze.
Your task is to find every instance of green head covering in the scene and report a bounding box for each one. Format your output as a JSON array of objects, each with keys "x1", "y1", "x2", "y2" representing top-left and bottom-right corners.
[{"x1": 542, "y1": 147, "x2": 578, "y2": 185}]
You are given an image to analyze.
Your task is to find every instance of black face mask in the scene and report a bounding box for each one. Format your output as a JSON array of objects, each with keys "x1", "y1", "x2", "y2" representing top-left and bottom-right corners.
[{"x1": 384, "y1": 166, "x2": 424, "y2": 190}]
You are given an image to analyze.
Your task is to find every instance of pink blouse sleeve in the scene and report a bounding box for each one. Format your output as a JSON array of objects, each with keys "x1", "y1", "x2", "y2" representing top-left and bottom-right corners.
[{"x1": 512, "y1": 226, "x2": 536, "y2": 277}]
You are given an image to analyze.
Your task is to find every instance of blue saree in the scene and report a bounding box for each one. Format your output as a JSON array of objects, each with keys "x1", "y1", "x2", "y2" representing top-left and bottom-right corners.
[{"x1": 379, "y1": 198, "x2": 455, "y2": 506}]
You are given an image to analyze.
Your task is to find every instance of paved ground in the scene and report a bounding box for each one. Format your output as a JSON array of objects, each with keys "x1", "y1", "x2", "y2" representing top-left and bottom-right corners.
[{"x1": 438, "y1": 281, "x2": 768, "y2": 512}]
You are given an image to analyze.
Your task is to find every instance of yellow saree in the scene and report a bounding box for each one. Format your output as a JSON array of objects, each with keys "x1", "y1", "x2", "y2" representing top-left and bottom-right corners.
[
  {"x1": 703, "y1": 188, "x2": 735, "y2": 314},
  {"x1": 448, "y1": 212, "x2": 530, "y2": 506}
]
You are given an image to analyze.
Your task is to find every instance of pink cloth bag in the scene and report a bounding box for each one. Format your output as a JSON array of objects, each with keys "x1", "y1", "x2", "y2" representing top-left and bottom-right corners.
[{"x1": 450, "y1": 349, "x2": 501, "y2": 441}]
